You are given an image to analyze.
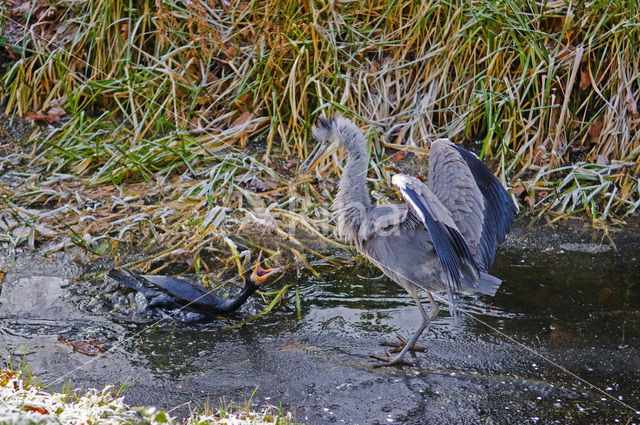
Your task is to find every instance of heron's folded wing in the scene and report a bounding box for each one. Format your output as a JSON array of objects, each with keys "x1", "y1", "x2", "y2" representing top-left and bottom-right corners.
[
  {"x1": 392, "y1": 174, "x2": 479, "y2": 318},
  {"x1": 428, "y1": 140, "x2": 516, "y2": 271},
  {"x1": 357, "y1": 203, "x2": 409, "y2": 243}
]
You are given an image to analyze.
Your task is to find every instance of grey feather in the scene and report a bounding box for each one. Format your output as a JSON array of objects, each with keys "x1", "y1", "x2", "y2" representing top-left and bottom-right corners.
[
  {"x1": 312, "y1": 116, "x2": 372, "y2": 244},
  {"x1": 427, "y1": 140, "x2": 486, "y2": 268}
]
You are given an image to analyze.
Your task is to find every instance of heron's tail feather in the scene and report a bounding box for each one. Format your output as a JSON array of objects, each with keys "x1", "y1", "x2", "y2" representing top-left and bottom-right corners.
[{"x1": 473, "y1": 272, "x2": 502, "y2": 296}]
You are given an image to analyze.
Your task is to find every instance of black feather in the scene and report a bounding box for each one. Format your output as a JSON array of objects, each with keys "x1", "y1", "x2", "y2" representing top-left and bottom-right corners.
[
  {"x1": 452, "y1": 145, "x2": 516, "y2": 270},
  {"x1": 403, "y1": 187, "x2": 478, "y2": 317},
  {"x1": 317, "y1": 115, "x2": 333, "y2": 130},
  {"x1": 108, "y1": 269, "x2": 259, "y2": 313}
]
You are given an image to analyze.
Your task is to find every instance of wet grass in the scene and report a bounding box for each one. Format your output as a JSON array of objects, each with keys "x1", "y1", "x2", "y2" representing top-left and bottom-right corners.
[{"x1": 0, "y1": 0, "x2": 639, "y2": 274}]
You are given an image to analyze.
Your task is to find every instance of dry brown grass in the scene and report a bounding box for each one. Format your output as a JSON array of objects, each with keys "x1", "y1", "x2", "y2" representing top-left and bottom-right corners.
[{"x1": 1, "y1": 0, "x2": 639, "y2": 270}]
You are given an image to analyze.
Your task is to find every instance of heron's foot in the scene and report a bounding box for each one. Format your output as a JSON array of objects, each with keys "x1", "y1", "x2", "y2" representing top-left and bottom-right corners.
[
  {"x1": 380, "y1": 335, "x2": 425, "y2": 354},
  {"x1": 370, "y1": 353, "x2": 413, "y2": 368}
]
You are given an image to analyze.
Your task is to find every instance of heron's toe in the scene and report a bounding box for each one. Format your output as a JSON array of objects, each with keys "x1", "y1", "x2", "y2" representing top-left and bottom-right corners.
[
  {"x1": 369, "y1": 353, "x2": 414, "y2": 368},
  {"x1": 379, "y1": 335, "x2": 426, "y2": 353}
]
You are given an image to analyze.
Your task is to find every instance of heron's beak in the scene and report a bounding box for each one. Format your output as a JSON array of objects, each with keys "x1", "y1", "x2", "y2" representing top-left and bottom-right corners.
[
  {"x1": 302, "y1": 139, "x2": 340, "y2": 175},
  {"x1": 251, "y1": 263, "x2": 283, "y2": 285}
]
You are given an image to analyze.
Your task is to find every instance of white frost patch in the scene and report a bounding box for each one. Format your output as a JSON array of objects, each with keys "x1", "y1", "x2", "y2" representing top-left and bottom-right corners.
[
  {"x1": 1, "y1": 372, "x2": 141, "y2": 425},
  {"x1": 1, "y1": 370, "x2": 293, "y2": 425}
]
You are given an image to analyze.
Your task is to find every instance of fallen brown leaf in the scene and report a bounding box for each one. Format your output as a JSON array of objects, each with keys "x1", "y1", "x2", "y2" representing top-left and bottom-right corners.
[
  {"x1": 26, "y1": 104, "x2": 67, "y2": 123},
  {"x1": 532, "y1": 144, "x2": 548, "y2": 165},
  {"x1": 58, "y1": 336, "x2": 107, "y2": 356},
  {"x1": 512, "y1": 182, "x2": 527, "y2": 197},
  {"x1": 536, "y1": 191, "x2": 549, "y2": 202},
  {"x1": 625, "y1": 92, "x2": 638, "y2": 117},
  {"x1": 389, "y1": 150, "x2": 408, "y2": 162},
  {"x1": 243, "y1": 176, "x2": 279, "y2": 192},
  {"x1": 23, "y1": 406, "x2": 48, "y2": 414},
  {"x1": 596, "y1": 155, "x2": 608, "y2": 166},
  {"x1": 283, "y1": 160, "x2": 297, "y2": 171},
  {"x1": 230, "y1": 111, "x2": 253, "y2": 128},
  {"x1": 579, "y1": 66, "x2": 591, "y2": 90},
  {"x1": 586, "y1": 115, "x2": 604, "y2": 144}
]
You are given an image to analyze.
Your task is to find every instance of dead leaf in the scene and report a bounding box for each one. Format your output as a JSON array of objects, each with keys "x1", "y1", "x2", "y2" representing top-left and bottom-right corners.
[
  {"x1": 625, "y1": 92, "x2": 638, "y2": 117},
  {"x1": 283, "y1": 160, "x2": 297, "y2": 170},
  {"x1": 512, "y1": 183, "x2": 527, "y2": 197},
  {"x1": 26, "y1": 103, "x2": 67, "y2": 123},
  {"x1": 415, "y1": 173, "x2": 427, "y2": 182},
  {"x1": 579, "y1": 66, "x2": 591, "y2": 90},
  {"x1": 532, "y1": 144, "x2": 548, "y2": 165},
  {"x1": 243, "y1": 176, "x2": 279, "y2": 192},
  {"x1": 234, "y1": 92, "x2": 252, "y2": 108},
  {"x1": 389, "y1": 150, "x2": 408, "y2": 162},
  {"x1": 586, "y1": 115, "x2": 604, "y2": 143},
  {"x1": 58, "y1": 336, "x2": 107, "y2": 356},
  {"x1": 0, "y1": 369, "x2": 16, "y2": 387},
  {"x1": 536, "y1": 191, "x2": 549, "y2": 202},
  {"x1": 223, "y1": 43, "x2": 237, "y2": 58},
  {"x1": 230, "y1": 111, "x2": 252, "y2": 128},
  {"x1": 280, "y1": 341, "x2": 314, "y2": 354},
  {"x1": 120, "y1": 23, "x2": 129, "y2": 42},
  {"x1": 23, "y1": 406, "x2": 48, "y2": 414}
]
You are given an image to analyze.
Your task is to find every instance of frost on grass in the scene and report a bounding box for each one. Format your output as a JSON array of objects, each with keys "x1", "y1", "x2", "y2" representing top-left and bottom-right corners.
[
  {"x1": 1, "y1": 369, "x2": 294, "y2": 425},
  {"x1": 1, "y1": 370, "x2": 141, "y2": 425}
]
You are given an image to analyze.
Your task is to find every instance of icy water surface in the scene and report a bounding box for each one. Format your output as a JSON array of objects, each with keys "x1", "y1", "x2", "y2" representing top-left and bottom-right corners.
[{"x1": 1, "y1": 224, "x2": 639, "y2": 424}]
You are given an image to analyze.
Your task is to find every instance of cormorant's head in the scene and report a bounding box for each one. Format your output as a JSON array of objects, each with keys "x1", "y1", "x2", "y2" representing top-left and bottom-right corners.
[{"x1": 250, "y1": 263, "x2": 282, "y2": 285}]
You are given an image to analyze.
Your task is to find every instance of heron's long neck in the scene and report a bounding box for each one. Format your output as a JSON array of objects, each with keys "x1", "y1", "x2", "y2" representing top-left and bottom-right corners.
[{"x1": 333, "y1": 147, "x2": 372, "y2": 244}]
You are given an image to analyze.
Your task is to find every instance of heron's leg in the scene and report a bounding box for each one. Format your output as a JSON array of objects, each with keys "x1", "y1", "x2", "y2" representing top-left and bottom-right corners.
[{"x1": 371, "y1": 290, "x2": 439, "y2": 367}]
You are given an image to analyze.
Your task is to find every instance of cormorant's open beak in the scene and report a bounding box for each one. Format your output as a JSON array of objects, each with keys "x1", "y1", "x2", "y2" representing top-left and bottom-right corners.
[
  {"x1": 251, "y1": 263, "x2": 283, "y2": 285},
  {"x1": 301, "y1": 139, "x2": 340, "y2": 175}
]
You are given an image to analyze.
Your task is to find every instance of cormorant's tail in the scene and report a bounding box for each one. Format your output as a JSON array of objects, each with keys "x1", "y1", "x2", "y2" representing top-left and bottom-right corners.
[{"x1": 108, "y1": 269, "x2": 145, "y2": 292}]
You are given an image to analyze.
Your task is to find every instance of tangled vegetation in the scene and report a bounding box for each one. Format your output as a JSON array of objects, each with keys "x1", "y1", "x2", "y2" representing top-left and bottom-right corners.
[{"x1": 1, "y1": 0, "x2": 639, "y2": 273}]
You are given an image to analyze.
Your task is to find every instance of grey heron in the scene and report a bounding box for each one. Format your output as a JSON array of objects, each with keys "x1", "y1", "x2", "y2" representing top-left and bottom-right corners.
[{"x1": 304, "y1": 115, "x2": 516, "y2": 367}]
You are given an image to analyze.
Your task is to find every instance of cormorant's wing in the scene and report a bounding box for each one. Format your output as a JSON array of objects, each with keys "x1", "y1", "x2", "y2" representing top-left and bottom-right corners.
[
  {"x1": 107, "y1": 269, "x2": 166, "y2": 300},
  {"x1": 108, "y1": 269, "x2": 225, "y2": 310},
  {"x1": 391, "y1": 174, "x2": 479, "y2": 317},
  {"x1": 141, "y1": 275, "x2": 220, "y2": 308},
  {"x1": 428, "y1": 140, "x2": 516, "y2": 271}
]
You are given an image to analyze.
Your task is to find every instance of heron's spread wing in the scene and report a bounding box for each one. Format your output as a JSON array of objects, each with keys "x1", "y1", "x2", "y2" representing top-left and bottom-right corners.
[
  {"x1": 392, "y1": 174, "x2": 479, "y2": 317},
  {"x1": 452, "y1": 144, "x2": 517, "y2": 264},
  {"x1": 428, "y1": 140, "x2": 516, "y2": 271}
]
